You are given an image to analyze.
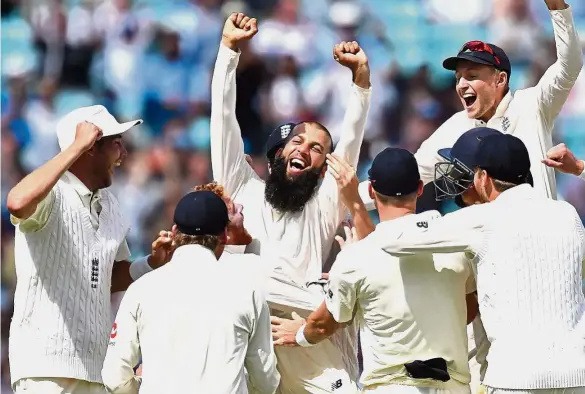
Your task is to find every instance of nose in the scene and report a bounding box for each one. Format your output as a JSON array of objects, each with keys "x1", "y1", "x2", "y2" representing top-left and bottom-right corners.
[
  {"x1": 120, "y1": 142, "x2": 128, "y2": 160},
  {"x1": 457, "y1": 77, "x2": 470, "y2": 90}
]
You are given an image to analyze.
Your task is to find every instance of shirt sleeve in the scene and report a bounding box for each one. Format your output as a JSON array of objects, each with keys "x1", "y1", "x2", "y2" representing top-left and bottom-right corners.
[
  {"x1": 324, "y1": 249, "x2": 361, "y2": 324},
  {"x1": 10, "y1": 190, "x2": 55, "y2": 233},
  {"x1": 381, "y1": 207, "x2": 486, "y2": 257},
  {"x1": 317, "y1": 84, "x2": 372, "y2": 236},
  {"x1": 579, "y1": 161, "x2": 585, "y2": 181},
  {"x1": 465, "y1": 260, "x2": 477, "y2": 294},
  {"x1": 115, "y1": 239, "x2": 132, "y2": 262},
  {"x1": 535, "y1": 6, "x2": 583, "y2": 127},
  {"x1": 210, "y1": 43, "x2": 257, "y2": 198},
  {"x1": 245, "y1": 289, "x2": 280, "y2": 394},
  {"x1": 101, "y1": 286, "x2": 142, "y2": 394}
]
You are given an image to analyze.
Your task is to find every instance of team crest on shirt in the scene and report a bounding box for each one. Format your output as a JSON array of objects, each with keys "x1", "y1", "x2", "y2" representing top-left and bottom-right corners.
[
  {"x1": 502, "y1": 117, "x2": 510, "y2": 132},
  {"x1": 280, "y1": 124, "x2": 291, "y2": 139}
]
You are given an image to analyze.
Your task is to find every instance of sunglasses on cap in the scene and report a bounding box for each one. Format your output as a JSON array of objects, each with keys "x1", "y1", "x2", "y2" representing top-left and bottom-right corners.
[{"x1": 459, "y1": 40, "x2": 501, "y2": 66}]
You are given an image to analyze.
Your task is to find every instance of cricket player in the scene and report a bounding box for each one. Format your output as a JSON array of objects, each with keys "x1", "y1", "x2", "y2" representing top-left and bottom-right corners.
[
  {"x1": 7, "y1": 106, "x2": 170, "y2": 394},
  {"x1": 382, "y1": 132, "x2": 585, "y2": 394},
  {"x1": 101, "y1": 190, "x2": 279, "y2": 394},
  {"x1": 271, "y1": 148, "x2": 478, "y2": 394},
  {"x1": 359, "y1": 1, "x2": 582, "y2": 389},
  {"x1": 211, "y1": 12, "x2": 371, "y2": 394}
]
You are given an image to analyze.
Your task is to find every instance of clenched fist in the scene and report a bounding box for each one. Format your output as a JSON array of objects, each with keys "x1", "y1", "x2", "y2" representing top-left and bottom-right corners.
[
  {"x1": 222, "y1": 13, "x2": 258, "y2": 51},
  {"x1": 542, "y1": 143, "x2": 584, "y2": 176},
  {"x1": 333, "y1": 41, "x2": 368, "y2": 71},
  {"x1": 73, "y1": 121, "x2": 102, "y2": 153}
]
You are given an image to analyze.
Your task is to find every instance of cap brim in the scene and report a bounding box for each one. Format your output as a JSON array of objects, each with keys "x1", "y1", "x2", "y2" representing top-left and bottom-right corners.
[
  {"x1": 103, "y1": 119, "x2": 143, "y2": 138},
  {"x1": 438, "y1": 148, "x2": 453, "y2": 161},
  {"x1": 442, "y1": 54, "x2": 497, "y2": 71}
]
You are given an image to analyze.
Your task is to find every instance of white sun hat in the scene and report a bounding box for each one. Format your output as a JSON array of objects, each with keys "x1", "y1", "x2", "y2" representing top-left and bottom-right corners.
[{"x1": 56, "y1": 105, "x2": 143, "y2": 151}]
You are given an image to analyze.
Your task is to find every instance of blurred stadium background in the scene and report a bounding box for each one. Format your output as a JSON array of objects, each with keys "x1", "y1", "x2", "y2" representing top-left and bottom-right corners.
[{"x1": 1, "y1": 0, "x2": 585, "y2": 390}]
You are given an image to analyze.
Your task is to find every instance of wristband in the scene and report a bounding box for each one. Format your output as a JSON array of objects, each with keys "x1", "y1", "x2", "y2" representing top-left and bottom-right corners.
[
  {"x1": 129, "y1": 255, "x2": 154, "y2": 281},
  {"x1": 295, "y1": 324, "x2": 314, "y2": 347}
]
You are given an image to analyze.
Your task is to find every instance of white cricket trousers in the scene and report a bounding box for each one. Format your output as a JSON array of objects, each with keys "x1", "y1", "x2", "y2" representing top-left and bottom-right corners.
[
  {"x1": 13, "y1": 378, "x2": 108, "y2": 394},
  {"x1": 485, "y1": 388, "x2": 585, "y2": 394},
  {"x1": 362, "y1": 381, "x2": 471, "y2": 394}
]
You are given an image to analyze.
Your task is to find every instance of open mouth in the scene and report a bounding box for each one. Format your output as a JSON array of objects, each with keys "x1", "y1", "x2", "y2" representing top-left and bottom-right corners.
[
  {"x1": 288, "y1": 157, "x2": 308, "y2": 175},
  {"x1": 463, "y1": 94, "x2": 477, "y2": 108}
]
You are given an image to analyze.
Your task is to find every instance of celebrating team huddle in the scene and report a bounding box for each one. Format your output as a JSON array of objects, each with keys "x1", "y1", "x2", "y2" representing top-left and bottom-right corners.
[{"x1": 6, "y1": 1, "x2": 585, "y2": 394}]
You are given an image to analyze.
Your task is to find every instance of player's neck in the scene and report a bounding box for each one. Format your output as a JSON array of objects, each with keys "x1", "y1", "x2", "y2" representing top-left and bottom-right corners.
[
  {"x1": 378, "y1": 206, "x2": 416, "y2": 222},
  {"x1": 69, "y1": 166, "x2": 100, "y2": 193}
]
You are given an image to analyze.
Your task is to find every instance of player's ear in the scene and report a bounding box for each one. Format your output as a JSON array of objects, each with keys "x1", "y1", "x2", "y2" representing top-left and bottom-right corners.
[
  {"x1": 496, "y1": 70, "x2": 507, "y2": 88},
  {"x1": 368, "y1": 183, "x2": 375, "y2": 199},
  {"x1": 416, "y1": 180, "x2": 424, "y2": 198}
]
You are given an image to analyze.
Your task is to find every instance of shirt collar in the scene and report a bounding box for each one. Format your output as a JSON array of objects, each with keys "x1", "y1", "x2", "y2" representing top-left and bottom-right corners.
[
  {"x1": 63, "y1": 171, "x2": 99, "y2": 200},
  {"x1": 493, "y1": 183, "x2": 536, "y2": 204},
  {"x1": 493, "y1": 91, "x2": 513, "y2": 119},
  {"x1": 170, "y1": 244, "x2": 218, "y2": 266},
  {"x1": 374, "y1": 210, "x2": 442, "y2": 240}
]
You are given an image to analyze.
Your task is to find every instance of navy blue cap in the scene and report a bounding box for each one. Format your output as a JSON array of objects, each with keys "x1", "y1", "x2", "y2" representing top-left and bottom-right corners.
[
  {"x1": 173, "y1": 191, "x2": 229, "y2": 236},
  {"x1": 438, "y1": 127, "x2": 503, "y2": 172},
  {"x1": 368, "y1": 147, "x2": 420, "y2": 197},
  {"x1": 443, "y1": 41, "x2": 511, "y2": 75},
  {"x1": 474, "y1": 134, "x2": 531, "y2": 184},
  {"x1": 266, "y1": 122, "x2": 297, "y2": 159}
]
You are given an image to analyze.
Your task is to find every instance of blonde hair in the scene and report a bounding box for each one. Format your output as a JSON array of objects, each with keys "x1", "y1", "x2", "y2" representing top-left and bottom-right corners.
[{"x1": 193, "y1": 182, "x2": 226, "y2": 199}]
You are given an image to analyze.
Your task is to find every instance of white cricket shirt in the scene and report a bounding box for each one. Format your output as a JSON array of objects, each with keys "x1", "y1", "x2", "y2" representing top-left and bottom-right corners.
[
  {"x1": 101, "y1": 245, "x2": 280, "y2": 394},
  {"x1": 359, "y1": 6, "x2": 583, "y2": 209},
  {"x1": 220, "y1": 252, "x2": 361, "y2": 394},
  {"x1": 326, "y1": 211, "x2": 476, "y2": 390},
  {"x1": 210, "y1": 43, "x2": 371, "y2": 285},
  {"x1": 382, "y1": 185, "x2": 585, "y2": 389}
]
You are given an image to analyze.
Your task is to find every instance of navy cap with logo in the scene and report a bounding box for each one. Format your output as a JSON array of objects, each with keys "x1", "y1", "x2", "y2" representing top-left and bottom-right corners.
[
  {"x1": 368, "y1": 147, "x2": 420, "y2": 197},
  {"x1": 438, "y1": 127, "x2": 503, "y2": 172},
  {"x1": 266, "y1": 122, "x2": 297, "y2": 159},
  {"x1": 173, "y1": 190, "x2": 229, "y2": 236},
  {"x1": 474, "y1": 134, "x2": 531, "y2": 184},
  {"x1": 443, "y1": 40, "x2": 511, "y2": 77}
]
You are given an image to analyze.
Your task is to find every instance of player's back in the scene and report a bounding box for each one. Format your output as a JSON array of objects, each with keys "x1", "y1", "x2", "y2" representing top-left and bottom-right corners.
[
  {"x1": 339, "y1": 211, "x2": 473, "y2": 389},
  {"x1": 472, "y1": 186, "x2": 585, "y2": 375},
  {"x1": 129, "y1": 246, "x2": 271, "y2": 394}
]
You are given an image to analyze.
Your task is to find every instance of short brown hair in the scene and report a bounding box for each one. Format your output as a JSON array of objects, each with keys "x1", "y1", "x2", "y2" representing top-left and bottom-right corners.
[
  {"x1": 374, "y1": 190, "x2": 417, "y2": 206},
  {"x1": 173, "y1": 231, "x2": 222, "y2": 250},
  {"x1": 492, "y1": 178, "x2": 517, "y2": 193}
]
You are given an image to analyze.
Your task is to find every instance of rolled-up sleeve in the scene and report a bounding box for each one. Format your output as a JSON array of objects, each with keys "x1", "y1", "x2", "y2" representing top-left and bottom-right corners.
[
  {"x1": 318, "y1": 84, "x2": 371, "y2": 231},
  {"x1": 536, "y1": 6, "x2": 583, "y2": 126},
  {"x1": 210, "y1": 43, "x2": 256, "y2": 198},
  {"x1": 102, "y1": 286, "x2": 142, "y2": 394}
]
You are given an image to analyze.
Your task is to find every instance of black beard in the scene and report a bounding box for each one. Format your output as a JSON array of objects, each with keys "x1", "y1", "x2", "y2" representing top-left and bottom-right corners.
[{"x1": 264, "y1": 156, "x2": 322, "y2": 214}]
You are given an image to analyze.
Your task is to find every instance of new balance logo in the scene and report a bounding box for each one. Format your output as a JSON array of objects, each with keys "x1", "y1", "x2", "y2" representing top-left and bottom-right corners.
[
  {"x1": 331, "y1": 379, "x2": 343, "y2": 391},
  {"x1": 416, "y1": 221, "x2": 428, "y2": 228},
  {"x1": 502, "y1": 117, "x2": 510, "y2": 132}
]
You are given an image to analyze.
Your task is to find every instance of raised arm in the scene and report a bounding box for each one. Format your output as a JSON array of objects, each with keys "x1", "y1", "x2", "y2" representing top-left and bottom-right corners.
[
  {"x1": 318, "y1": 41, "x2": 372, "y2": 229},
  {"x1": 7, "y1": 121, "x2": 101, "y2": 220},
  {"x1": 211, "y1": 13, "x2": 258, "y2": 197},
  {"x1": 535, "y1": 0, "x2": 583, "y2": 125}
]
